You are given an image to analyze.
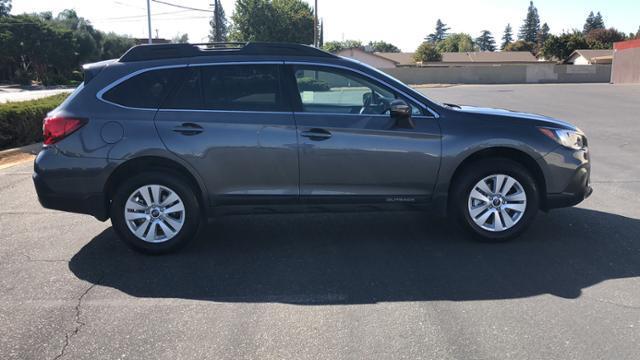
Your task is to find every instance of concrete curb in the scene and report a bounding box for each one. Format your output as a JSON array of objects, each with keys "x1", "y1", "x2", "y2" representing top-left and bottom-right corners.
[{"x1": 0, "y1": 142, "x2": 42, "y2": 160}]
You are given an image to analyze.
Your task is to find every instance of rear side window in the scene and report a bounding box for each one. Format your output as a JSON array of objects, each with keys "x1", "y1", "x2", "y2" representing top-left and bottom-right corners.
[
  {"x1": 164, "y1": 64, "x2": 286, "y2": 112},
  {"x1": 102, "y1": 68, "x2": 182, "y2": 109}
]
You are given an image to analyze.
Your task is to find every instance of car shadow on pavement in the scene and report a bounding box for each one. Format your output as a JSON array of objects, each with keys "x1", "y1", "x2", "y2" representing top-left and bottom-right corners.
[{"x1": 69, "y1": 207, "x2": 640, "y2": 304}]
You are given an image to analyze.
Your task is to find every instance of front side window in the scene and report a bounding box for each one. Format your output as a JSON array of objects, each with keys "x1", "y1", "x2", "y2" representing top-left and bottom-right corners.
[
  {"x1": 293, "y1": 66, "x2": 422, "y2": 116},
  {"x1": 103, "y1": 68, "x2": 181, "y2": 109}
]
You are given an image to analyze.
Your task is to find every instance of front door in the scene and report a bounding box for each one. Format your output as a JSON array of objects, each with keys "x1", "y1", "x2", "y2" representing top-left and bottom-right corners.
[
  {"x1": 287, "y1": 64, "x2": 441, "y2": 203},
  {"x1": 155, "y1": 63, "x2": 299, "y2": 206}
]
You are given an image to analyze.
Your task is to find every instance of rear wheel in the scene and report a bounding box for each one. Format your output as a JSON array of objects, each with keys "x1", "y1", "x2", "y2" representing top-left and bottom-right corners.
[
  {"x1": 450, "y1": 159, "x2": 539, "y2": 242},
  {"x1": 110, "y1": 172, "x2": 200, "y2": 254}
]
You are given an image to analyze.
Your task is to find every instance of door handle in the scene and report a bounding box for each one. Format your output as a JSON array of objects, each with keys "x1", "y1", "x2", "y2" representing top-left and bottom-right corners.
[
  {"x1": 300, "y1": 128, "x2": 332, "y2": 141},
  {"x1": 172, "y1": 123, "x2": 203, "y2": 136}
]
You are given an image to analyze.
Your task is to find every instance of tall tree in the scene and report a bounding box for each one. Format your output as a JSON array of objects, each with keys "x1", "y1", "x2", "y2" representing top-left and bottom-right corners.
[
  {"x1": 426, "y1": 19, "x2": 449, "y2": 44},
  {"x1": 476, "y1": 30, "x2": 496, "y2": 51},
  {"x1": 519, "y1": 1, "x2": 540, "y2": 43},
  {"x1": 592, "y1": 11, "x2": 605, "y2": 30},
  {"x1": 584, "y1": 11, "x2": 605, "y2": 34},
  {"x1": 229, "y1": 0, "x2": 314, "y2": 44},
  {"x1": 501, "y1": 24, "x2": 514, "y2": 50},
  {"x1": 536, "y1": 22, "x2": 550, "y2": 53},
  {"x1": 503, "y1": 40, "x2": 535, "y2": 53},
  {"x1": 0, "y1": 0, "x2": 10, "y2": 17},
  {"x1": 209, "y1": 0, "x2": 228, "y2": 42}
]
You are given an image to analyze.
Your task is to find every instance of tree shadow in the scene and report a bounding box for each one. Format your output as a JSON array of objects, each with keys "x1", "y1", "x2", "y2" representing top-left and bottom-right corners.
[{"x1": 69, "y1": 207, "x2": 640, "y2": 304}]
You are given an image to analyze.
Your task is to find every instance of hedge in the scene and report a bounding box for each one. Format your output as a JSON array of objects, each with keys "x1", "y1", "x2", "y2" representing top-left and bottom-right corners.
[{"x1": 0, "y1": 93, "x2": 69, "y2": 150}]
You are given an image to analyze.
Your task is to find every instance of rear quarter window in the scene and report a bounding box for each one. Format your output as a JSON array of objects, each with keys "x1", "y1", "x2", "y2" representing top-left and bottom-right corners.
[{"x1": 102, "y1": 68, "x2": 182, "y2": 109}]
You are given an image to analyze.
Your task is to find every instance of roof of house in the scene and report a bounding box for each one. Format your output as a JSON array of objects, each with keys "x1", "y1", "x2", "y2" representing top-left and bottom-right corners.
[
  {"x1": 374, "y1": 52, "x2": 416, "y2": 65},
  {"x1": 567, "y1": 49, "x2": 615, "y2": 62},
  {"x1": 441, "y1": 51, "x2": 538, "y2": 63},
  {"x1": 335, "y1": 48, "x2": 399, "y2": 64}
]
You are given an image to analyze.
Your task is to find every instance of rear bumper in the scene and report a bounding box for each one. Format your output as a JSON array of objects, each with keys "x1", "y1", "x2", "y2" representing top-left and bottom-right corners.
[
  {"x1": 33, "y1": 172, "x2": 109, "y2": 221},
  {"x1": 32, "y1": 147, "x2": 111, "y2": 221}
]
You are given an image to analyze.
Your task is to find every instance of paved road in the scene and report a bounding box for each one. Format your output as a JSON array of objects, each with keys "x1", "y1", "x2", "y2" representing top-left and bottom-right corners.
[{"x1": 1, "y1": 84, "x2": 639, "y2": 359}]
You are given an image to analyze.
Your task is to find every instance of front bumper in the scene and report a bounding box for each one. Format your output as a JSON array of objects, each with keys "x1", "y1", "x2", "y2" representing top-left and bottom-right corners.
[{"x1": 544, "y1": 164, "x2": 592, "y2": 209}]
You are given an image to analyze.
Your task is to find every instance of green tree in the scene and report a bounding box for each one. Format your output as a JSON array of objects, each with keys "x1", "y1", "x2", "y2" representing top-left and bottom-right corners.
[
  {"x1": 425, "y1": 19, "x2": 449, "y2": 44},
  {"x1": 536, "y1": 22, "x2": 550, "y2": 54},
  {"x1": 436, "y1": 33, "x2": 474, "y2": 53},
  {"x1": 318, "y1": 19, "x2": 323, "y2": 47},
  {"x1": 501, "y1": 24, "x2": 514, "y2": 50},
  {"x1": 540, "y1": 31, "x2": 588, "y2": 61},
  {"x1": 519, "y1": 1, "x2": 540, "y2": 43},
  {"x1": 172, "y1": 33, "x2": 189, "y2": 44},
  {"x1": 475, "y1": 30, "x2": 496, "y2": 51},
  {"x1": 503, "y1": 40, "x2": 535, "y2": 53},
  {"x1": 321, "y1": 40, "x2": 363, "y2": 53},
  {"x1": 367, "y1": 41, "x2": 400, "y2": 53},
  {"x1": 322, "y1": 41, "x2": 344, "y2": 53},
  {"x1": 583, "y1": 11, "x2": 605, "y2": 34},
  {"x1": 209, "y1": 0, "x2": 228, "y2": 42},
  {"x1": 0, "y1": 0, "x2": 11, "y2": 17},
  {"x1": 101, "y1": 32, "x2": 135, "y2": 59},
  {"x1": 229, "y1": 0, "x2": 314, "y2": 44},
  {"x1": 585, "y1": 28, "x2": 626, "y2": 49},
  {"x1": 414, "y1": 42, "x2": 441, "y2": 62}
]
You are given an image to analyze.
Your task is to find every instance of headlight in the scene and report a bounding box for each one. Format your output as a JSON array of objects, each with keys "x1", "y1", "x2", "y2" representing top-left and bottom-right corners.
[{"x1": 539, "y1": 128, "x2": 587, "y2": 150}]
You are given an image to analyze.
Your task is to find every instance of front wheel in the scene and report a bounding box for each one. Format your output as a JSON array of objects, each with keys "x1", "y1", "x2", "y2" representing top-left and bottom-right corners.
[
  {"x1": 450, "y1": 159, "x2": 539, "y2": 242},
  {"x1": 110, "y1": 172, "x2": 201, "y2": 254}
]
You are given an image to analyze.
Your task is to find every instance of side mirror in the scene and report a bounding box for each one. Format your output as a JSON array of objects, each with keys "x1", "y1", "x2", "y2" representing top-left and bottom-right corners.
[{"x1": 390, "y1": 100, "x2": 414, "y2": 129}]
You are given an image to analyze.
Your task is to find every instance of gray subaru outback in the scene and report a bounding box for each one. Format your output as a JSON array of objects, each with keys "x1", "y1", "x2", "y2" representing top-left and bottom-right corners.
[{"x1": 33, "y1": 42, "x2": 591, "y2": 254}]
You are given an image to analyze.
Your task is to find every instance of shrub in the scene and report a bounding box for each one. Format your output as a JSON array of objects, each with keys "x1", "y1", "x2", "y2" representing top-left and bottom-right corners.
[
  {"x1": 0, "y1": 93, "x2": 69, "y2": 150},
  {"x1": 296, "y1": 77, "x2": 331, "y2": 92},
  {"x1": 414, "y1": 42, "x2": 442, "y2": 62}
]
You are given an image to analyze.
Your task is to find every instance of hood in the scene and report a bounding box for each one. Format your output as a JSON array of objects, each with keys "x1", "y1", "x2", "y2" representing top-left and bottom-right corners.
[{"x1": 452, "y1": 105, "x2": 577, "y2": 130}]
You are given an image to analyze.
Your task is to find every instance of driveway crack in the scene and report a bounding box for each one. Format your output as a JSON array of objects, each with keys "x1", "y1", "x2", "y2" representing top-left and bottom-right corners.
[{"x1": 52, "y1": 275, "x2": 103, "y2": 360}]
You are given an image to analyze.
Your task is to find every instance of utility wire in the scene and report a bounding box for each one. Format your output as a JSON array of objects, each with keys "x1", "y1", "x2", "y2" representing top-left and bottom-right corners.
[{"x1": 151, "y1": 0, "x2": 212, "y2": 13}]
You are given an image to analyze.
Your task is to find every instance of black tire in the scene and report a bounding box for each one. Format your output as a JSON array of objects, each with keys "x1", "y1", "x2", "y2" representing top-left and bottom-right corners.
[
  {"x1": 110, "y1": 171, "x2": 201, "y2": 254},
  {"x1": 450, "y1": 158, "x2": 539, "y2": 242}
]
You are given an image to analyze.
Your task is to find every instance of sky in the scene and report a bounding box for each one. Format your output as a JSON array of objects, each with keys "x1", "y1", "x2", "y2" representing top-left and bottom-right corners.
[{"x1": 11, "y1": 0, "x2": 640, "y2": 52}]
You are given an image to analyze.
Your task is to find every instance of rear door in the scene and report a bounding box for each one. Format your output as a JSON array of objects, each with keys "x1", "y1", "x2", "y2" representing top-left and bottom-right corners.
[
  {"x1": 285, "y1": 64, "x2": 441, "y2": 203},
  {"x1": 154, "y1": 63, "x2": 299, "y2": 206}
]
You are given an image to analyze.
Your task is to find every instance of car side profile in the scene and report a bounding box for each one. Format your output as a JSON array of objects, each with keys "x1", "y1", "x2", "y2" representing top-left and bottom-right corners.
[{"x1": 33, "y1": 42, "x2": 592, "y2": 254}]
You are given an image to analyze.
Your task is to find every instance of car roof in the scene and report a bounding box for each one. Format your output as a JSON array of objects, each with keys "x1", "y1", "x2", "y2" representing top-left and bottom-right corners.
[{"x1": 119, "y1": 42, "x2": 338, "y2": 63}]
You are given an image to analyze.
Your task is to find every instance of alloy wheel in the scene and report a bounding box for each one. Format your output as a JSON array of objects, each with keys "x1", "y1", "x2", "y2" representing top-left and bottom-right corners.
[
  {"x1": 467, "y1": 174, "x2": 527, "y2": 232},
  {"x1": 124, "y1": 184, "x2": 186, "y2": 243}
]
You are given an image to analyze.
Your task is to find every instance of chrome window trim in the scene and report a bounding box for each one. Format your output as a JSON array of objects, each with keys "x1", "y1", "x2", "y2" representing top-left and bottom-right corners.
[
  {"x1": 285, "y1": 61, "x2": 440, "y2": 118},
  {"x1": 96, "y1": 60, "x2": 439, "y2": 119},
  {"x1": 96, "y1": 61, "x2": 284, "y2": 111}
]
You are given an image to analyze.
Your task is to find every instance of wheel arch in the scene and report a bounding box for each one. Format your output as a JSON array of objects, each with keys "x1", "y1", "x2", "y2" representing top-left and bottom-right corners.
[
  {"x1": 447, "y1": 147, "x2": 548, "y2": 209},
  {"x1": 104, "y1": 155, "x2": 209, "y2": 218}
]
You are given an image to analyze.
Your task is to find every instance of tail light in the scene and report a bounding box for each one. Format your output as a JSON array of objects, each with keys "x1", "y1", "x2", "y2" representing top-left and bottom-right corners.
[{"x1": 43, "y1": 117, "x2": 87, "y2": 145}]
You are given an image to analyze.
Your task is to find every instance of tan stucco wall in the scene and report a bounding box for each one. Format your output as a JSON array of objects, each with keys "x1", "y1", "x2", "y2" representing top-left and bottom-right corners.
[
  {"x1": 382, "y1": 64, "x2": 611, "y2": 84},
  {"x1": 335, "y1": 49, "x2": 397, "y2": 69}
]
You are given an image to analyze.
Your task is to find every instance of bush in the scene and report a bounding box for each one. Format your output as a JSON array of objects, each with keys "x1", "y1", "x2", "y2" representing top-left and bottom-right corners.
[
  {"x1": 0, "y1": 93, "x2": 69, "y2": 150},
  {"x1": 296, "y1": 77, "x2": 330, "y2": 92},
  {"x1": 414, "y1": 42, "x2": 441, "y2": 62}
]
